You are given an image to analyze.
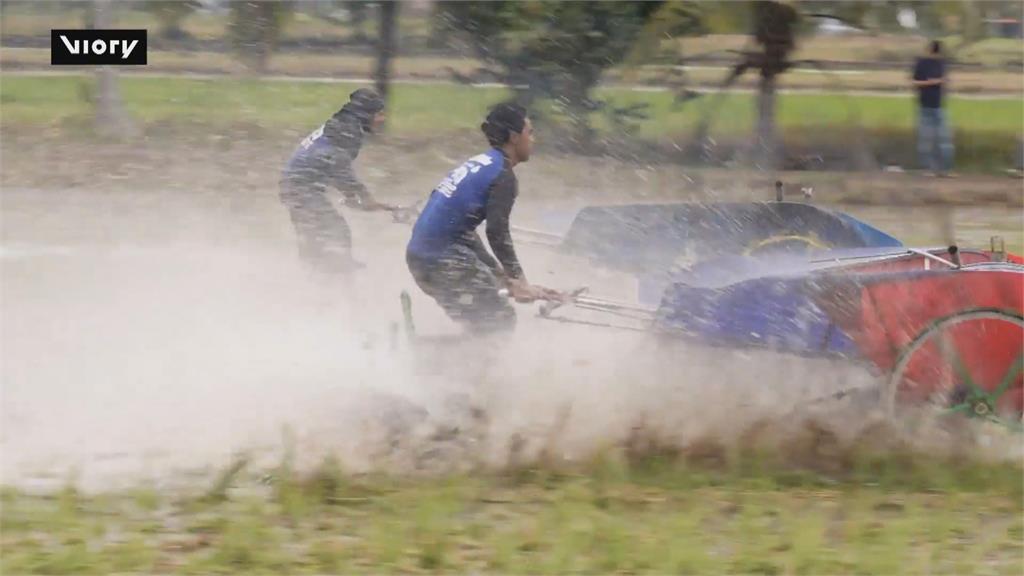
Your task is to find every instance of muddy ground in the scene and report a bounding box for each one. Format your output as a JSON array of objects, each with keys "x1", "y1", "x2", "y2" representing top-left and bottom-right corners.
[
  {"x1": 2, "y1": 134, "x2": 1022, "y2": 492},
  {"x1": 4, "y1": 132, "x2": 1023, "y2": 203}
]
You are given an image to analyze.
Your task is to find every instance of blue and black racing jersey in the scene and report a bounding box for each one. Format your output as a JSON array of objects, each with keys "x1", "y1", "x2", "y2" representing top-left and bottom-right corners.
[
  {"x1": 407, "y1": 148, "x2": 523, "y2": 279},
  {"x1": 281, "y1": 109, "x2": 371, "y2": 201}
]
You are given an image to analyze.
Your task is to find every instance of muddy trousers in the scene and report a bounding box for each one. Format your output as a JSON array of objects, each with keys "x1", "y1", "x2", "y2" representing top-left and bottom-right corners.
[
  {"x1": 406, "y1": 243, "x2": 516, "y2": 333},
  {"x1": 280, "y1": 181, "x2": 356, "y2": 275}
]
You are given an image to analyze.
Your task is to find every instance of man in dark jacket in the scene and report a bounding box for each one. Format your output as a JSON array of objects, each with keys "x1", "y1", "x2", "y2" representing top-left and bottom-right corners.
[
  {"x1": 912, "y1": 40, "x2": 955, "y2": 176},
  {"x1": 406, "y1": 103, "x2": 560, "y2": 333},
  {"x1": 280, "y1": 88, "x2": 396, "y2": 275}
]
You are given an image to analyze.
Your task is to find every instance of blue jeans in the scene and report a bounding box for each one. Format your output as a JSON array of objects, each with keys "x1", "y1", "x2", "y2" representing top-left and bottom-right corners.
[{"x1": 917, "y1": 108, "x2": 954, "y2": 172}]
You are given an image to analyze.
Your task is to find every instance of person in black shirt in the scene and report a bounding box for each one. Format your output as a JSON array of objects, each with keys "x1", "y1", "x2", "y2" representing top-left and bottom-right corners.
[{"x1": 911, "y1": 41, "x2": 955, "y2": 176}]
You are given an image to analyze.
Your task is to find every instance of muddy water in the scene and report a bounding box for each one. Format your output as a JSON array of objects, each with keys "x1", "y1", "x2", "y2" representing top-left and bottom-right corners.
[{"x1": 2, "y1": 187, "x2": 1020, "y2": 490}]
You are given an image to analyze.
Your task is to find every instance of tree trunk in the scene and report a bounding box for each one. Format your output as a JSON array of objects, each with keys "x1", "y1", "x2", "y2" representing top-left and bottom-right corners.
[
  {"x1": 230, "y1": 2, "x2": 287, "y2": 76},
  {"x1": 249, "y1": 5, "x2": 272, "y2": 75},
  {"x1": 755, "y1": 72, "x2": 778, "y2": 171},
  {"x1": 374, "y1": 0, "x2": 398, "y2": 128},
  {"x1": 92, "y1": 0, "x2": 134, "y2": 139}
]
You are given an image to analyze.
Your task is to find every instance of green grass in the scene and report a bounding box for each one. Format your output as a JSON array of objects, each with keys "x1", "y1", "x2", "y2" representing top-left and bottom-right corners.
[
  {"x1": 1, "y1": 75, "x2": 1020, "y2": 171},
  {"x1": 593, "y1": 87, "x2": 1024, "y2": 137},
  {"x1": 671, "y1": 33, "x2": 1024, "y2": 69},
  {"x1": 0, "y1": 76, "x2": 509, "y2": 137},
  {"x1": 953, "y1": 38, "x2": 1024, "y2": 68},
  {"x1": 2, "y1": 75, "x2": 1021, "y2": 136},
  {"x1": 1, "y1": 451, "x2": 1021, "y2": 574}
]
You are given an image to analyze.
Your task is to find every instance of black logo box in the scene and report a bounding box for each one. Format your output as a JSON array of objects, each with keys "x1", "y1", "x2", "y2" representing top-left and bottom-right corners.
[{"x1": 51, "y1": 29, "x2": 147, "y2": 66}]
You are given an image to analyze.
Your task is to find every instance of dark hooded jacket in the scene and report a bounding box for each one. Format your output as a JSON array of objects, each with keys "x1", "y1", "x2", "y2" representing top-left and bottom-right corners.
[{"x1": 282, "y1": 89, "x2": 384, "y2": 200}]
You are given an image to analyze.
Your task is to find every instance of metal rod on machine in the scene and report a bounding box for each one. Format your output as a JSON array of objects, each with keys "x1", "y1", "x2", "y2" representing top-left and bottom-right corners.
[
  {"x1": 511, "y1": 225, "x2": 563, "y2": 241},
  {"x1": 511, "y1": 225, "x2": 564, "y2": 247},
  {"x1": 573, "y1": 295, "x2": 657, "y2": 316},
  {"x1": 908, "y1": 247, "x2": 958, "y2": 269},
  {"x1": 807, "y1": 247, "x2": 943, "y2": 265},
  {"x1": 573, "y1": 304, "x2": 655, "y2": 322},
  {"x1": 540, "y1": 315, "x2": 650, "y2": 332},
  {"x1": 539, "y1": 288, "x2": 657, "y2": 322}
]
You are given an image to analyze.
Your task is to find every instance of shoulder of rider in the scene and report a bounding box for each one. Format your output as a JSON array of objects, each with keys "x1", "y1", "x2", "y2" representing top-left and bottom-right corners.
[{"x1": 324, "y1": 111, "x2": 365, "y2": 152}]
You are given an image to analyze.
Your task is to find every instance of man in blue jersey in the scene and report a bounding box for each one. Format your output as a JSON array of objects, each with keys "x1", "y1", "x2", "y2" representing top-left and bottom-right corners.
[
  {"x1": 406, "y1": 103, "x2": 560, "y2": 332},
  {"x1": 280, "y1": 88, "x2": 397, "y2": 275}
]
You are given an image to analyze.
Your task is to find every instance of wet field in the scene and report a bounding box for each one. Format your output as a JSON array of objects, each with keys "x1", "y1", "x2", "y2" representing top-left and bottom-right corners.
[{"x1": 3, "y1": 181, "x2": 1021, "y2": 489}]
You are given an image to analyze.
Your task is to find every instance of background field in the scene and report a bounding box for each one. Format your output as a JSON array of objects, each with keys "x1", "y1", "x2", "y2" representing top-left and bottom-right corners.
[{"x1": 2, "y1": 75, "x2": 1022, "y2": 173}]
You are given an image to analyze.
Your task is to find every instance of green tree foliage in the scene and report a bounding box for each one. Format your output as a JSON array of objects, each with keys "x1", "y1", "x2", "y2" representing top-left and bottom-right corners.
[
  {"x1": 626, "y1": 1, "x2": 708, "y2": 66},
  {"x1": 145, "y1": 0, "x2": 201, "y2": 40},
  {"x1": 700, "y1": 2, "x2": 753, "y2": 34},
  {"x1": 300, "y1": 1, "x2": 373, "y2": 44},
  {"x1": 434, "y1": 1, "x2": 664, "y2": 143},
  {"x1": 345, "y1": 0, "x2": 371, "y2": 43}
]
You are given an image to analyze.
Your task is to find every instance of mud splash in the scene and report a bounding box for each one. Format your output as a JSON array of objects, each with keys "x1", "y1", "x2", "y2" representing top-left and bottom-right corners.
[{"x1": 2, "y1": 185, "x2": 1020, "y2": 493}]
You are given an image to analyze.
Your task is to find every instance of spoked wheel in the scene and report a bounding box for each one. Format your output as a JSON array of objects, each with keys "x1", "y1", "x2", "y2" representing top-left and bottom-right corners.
[{"x1": 885, "y1": 310, "x2": 1024, "y2": 430}]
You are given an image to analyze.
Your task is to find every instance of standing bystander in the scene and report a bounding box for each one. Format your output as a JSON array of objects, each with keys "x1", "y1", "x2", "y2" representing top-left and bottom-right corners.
[{"x1": 912, "y1": 40, "x2": 956, "y2": 177}]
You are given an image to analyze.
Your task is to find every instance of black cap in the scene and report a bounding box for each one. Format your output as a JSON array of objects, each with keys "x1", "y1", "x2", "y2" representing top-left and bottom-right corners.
[{"x1": 481, "y1": 102, "x2": 527, "y2": 146}]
